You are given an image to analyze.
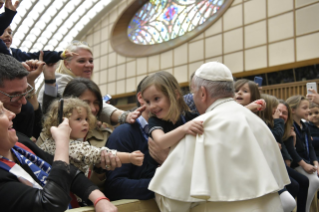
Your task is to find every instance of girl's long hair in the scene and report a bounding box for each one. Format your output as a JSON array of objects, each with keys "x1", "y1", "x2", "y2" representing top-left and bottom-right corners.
[
  {"x1": 141, "y1": 71, "x2": 189, "y2": 124},
  {"x1": 258, "y1": 94, "x2": 279, "y2": 128}
]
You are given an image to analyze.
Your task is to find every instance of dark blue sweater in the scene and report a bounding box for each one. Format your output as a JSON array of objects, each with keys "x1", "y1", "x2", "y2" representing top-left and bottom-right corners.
[
  {"x1": 11, "y1": 48, "x2": 63, "y2": 64},
  {"x1": 104, "y1": 122, "x2": 156, "y2": 201}
]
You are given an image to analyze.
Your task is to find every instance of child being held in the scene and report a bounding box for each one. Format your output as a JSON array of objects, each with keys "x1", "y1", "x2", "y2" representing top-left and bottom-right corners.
[
  {"x1": 234, "y1": 79, "x2": 266, "y2": 112},
  {"x1": 141, "y1": 71, "x2": 203, "y2": 154},
  {"x1": 40, "y1": 98, "x2": 144, "y2": 176},
  {"x1": 308, "y1": 102, "x2": 319, "y2": 161}
]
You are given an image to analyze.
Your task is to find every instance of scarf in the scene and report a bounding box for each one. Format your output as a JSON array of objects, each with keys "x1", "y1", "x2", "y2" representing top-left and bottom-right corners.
[{"x1": 0, "y1": 145, "x2": 52, "y2": 188}]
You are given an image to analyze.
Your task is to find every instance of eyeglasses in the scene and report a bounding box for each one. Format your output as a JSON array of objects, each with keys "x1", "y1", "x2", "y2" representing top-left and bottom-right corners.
[
  {"x1": 71, "y1": 40, "x2": 89, "y2": 46},
  {"x1": 0, "y1": 83, "x2": 34, "y2": 102}
]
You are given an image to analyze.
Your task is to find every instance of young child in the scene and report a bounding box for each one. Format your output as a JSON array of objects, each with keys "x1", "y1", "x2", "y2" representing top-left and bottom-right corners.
[
  {"x1": 234, "y1": 79, "x2": 266, "y2": 112},
  {"x1": 140, "y1": 71, "x2": 203, "y2": 152},
  {"x1": 40, "y1": 98, "x2": 144, "y2": 176},
  {"x1": 286, "y1": 95, "x2": 319, "y2": 212},
  {"x1": 258, "y1": 94, "x2": 296, "y2": 212},
  {"x1": 308, "y1": 102, "x2": 319, "y2": 161}
]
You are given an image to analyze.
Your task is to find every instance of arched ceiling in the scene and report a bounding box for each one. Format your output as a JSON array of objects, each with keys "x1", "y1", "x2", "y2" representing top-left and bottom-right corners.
[{"x1": 2, "y1": 0, "x2": 115, "y2": 52}]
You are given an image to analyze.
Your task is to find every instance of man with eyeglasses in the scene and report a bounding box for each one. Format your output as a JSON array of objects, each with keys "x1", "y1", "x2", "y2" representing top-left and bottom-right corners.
[{"x1": 0, "y1": 52, "x2": 44, "y2": 139}]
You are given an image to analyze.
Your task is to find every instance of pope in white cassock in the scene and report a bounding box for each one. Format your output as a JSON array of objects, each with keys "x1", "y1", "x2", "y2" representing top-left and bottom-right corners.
[{"x1": 148, "y1": 62, "x2": 290, "y2": 212}]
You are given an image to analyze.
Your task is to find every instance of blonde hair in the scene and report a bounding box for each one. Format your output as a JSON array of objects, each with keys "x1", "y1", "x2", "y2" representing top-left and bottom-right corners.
[
  {"x1": 258, "y1": 94, "x2": 279, "y2": 128},
  {"x1": 56, "y1": 42, "x2": 93, "y2": 77},
  {"x1": 141, "y1": 71, "x2": 189, "y2": 124},
  {"x1": 286, "y1": 95, "x2": 307, "y2": 110},
  {"x1": 42, "y1": 98, "x2": 96, "y2": 138}
]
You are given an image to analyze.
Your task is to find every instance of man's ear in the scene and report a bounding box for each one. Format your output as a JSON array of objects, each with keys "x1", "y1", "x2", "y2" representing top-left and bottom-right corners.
[{"x1": 200, "y1": 86, "x2": 207, "y2": 102}]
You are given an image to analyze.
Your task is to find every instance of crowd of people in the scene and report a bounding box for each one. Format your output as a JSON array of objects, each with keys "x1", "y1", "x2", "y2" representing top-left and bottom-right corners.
[{"x1": 0, "y1": 0, "x2": 319, "y2": 212}]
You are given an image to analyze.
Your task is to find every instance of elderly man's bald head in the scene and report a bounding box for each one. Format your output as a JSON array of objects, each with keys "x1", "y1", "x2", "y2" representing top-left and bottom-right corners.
[{"x1": 191, "y1": 62, "x2": 234, "y2": 114}]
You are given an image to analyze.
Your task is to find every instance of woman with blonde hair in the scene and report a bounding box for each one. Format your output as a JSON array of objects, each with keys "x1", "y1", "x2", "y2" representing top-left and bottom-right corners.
[{"x1": 37, "y1": 41, "x2": 144, "y2": 128}]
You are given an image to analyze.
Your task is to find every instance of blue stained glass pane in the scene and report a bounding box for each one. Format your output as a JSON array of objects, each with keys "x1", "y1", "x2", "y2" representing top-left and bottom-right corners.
[{"x1": 128, "y1": 0, "x2": 227, "y2": 45}]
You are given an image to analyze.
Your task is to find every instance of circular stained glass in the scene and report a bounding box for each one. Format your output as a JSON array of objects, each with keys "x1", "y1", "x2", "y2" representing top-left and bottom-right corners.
[{"x1": 128, "y1": 0, "x2": 226, "y2": 45}]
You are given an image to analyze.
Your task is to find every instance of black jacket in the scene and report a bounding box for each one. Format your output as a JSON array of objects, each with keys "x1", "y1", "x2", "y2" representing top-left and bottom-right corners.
[
  {"x1": 286, "y1": 121, "x2": 318, "y2": 168},
  {"x1": 0, "y1": 131, "x2": 98, "y2": 212}
]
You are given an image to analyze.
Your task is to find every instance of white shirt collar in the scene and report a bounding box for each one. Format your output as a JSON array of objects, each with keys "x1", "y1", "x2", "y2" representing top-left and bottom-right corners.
[{"x1": 137, "y1": 115, "x2": 148, "y2": 128}]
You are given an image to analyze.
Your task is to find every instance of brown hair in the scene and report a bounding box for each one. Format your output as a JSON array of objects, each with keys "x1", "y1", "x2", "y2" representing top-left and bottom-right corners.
[
  {"x1": 278, "y1": 100, "x2": 293, "y2": 141},
  {"x1": 42, "y1": 98, "x2": 96, "y2": 138},
  {"x1": 258, "y1": 94, "x2": 279, "y2": 128},
  {"x1": 141, "y1": 71, "x2": 189, "y2": 124},
  {"x1": 309, "y1": 102, "x2": 319, "y2": 110},
  {"x1": 234, "y1": 79, "x2": 260, "y2": 103}
]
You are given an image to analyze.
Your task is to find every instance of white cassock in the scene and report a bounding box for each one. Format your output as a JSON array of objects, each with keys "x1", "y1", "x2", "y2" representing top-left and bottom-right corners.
[{"x1": 149, "y1": 98, "x2": 290, "y2": 212}]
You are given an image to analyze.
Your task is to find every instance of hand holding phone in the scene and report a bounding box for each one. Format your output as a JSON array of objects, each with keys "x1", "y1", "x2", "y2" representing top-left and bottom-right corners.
[
  {"x1": 58, "y1": 98, "x2": 64, "y2": 124},
  {"x1": 307, "y1": 82, "x2": 317, "y2": 94}
]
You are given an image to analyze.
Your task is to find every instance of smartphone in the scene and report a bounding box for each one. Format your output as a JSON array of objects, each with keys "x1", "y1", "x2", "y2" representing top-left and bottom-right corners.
[
  {"x1": 307, "y1": 82, "x2": 317, "y2": 94},
  {"x1": 254, "y1": 76, "x2": 263, "y2": 87},
  {"x1": 58, "y1": 98, "x2": 64, "y2": 124},
  {"x1": 103, "y1": 94, "x2": 112, "y2": 102}
]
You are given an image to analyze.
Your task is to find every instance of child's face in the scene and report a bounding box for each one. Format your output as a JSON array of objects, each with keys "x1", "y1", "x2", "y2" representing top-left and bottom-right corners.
[
  {"x1": 293, "y1": 100, "x2": 309, "y2": 121},
  {"x1": 309, "y1": 107, "x2": 319, "y2": 125},
  {"x1": 68, "y1": 107, "x2": 89, "y2": 140},
  {"x1": 235, "y1": 83, "x2": 251, "y2": 106},
  {"x1": 0, "y1": 26, "x2": 12, "y2": 49},
  {"x1": 143, "y1": 85, "x2": 170, "y2": 120}
]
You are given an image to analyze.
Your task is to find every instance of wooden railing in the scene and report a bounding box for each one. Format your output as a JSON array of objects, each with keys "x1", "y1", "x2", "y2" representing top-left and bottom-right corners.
[
  {"x1": 261, "y1": 79, "x2": 319, "y2": 100},
  {"x1": 113, "y1": 79, "x2": 319, "y2": 110}
]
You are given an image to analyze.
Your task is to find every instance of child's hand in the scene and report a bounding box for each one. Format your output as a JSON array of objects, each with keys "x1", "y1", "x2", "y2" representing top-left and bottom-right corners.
[
  {"x1": 183, "y1": 120, "x2": 204, "y2": 136},
  {"x1": 302, "y1": 163, "x2": 317, "y2": 174},
  {"x1": 130, "y1": 151, "x2": 144, "y2": 166},
  {"x1": 60, "y1": 50, "x2": 79, "y2": 60},
  {"x1": 246, "y1": 99, "x2": 266, "y2": 112}
]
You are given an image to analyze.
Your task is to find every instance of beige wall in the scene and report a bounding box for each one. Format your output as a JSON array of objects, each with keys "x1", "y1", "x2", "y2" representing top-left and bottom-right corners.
[{"x1": 82, "y1": 0, "x2": 319, "y2": 97}]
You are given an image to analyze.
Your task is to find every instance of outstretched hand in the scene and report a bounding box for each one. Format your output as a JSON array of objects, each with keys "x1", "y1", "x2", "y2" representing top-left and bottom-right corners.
[
  {"x1": 130, "y1": 150, "x2": 144, "y2": 166},
  {"x1": 126, "y1": 105, "x2": 146, "y2": 124},
  {"x1": 5, "y1": 0, "x2": 20, "y2": 11},
  {"x1": 246, "y1": 99, "x2": 266, "y2": 112}
]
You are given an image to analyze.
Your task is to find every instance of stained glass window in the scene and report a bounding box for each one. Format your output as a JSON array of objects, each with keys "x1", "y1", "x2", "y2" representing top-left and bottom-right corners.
[{"x1": 128, "y1": 0, "x2": 225, "y2": 45}]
